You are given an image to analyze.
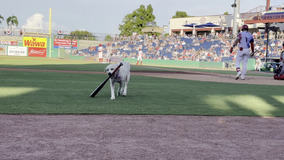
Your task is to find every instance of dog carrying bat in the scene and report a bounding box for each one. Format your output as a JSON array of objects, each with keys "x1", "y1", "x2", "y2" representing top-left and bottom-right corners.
[{"x1": 90, "y1": 62, "x2": 123, "y2": 98}]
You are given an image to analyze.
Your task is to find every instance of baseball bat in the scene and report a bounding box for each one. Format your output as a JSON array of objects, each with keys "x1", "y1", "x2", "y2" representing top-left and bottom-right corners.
[{"x1": 90, "y1": 62, "x2": 123, "y2": 98}]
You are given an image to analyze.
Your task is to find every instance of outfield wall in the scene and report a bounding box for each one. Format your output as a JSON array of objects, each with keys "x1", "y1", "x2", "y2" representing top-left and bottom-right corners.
[
  {"x1": 123, "y1": 58, "x2": 256, "y2": 70},
  {"x1": 0, "y1": 36, "x2": 256, "y2": 71}
]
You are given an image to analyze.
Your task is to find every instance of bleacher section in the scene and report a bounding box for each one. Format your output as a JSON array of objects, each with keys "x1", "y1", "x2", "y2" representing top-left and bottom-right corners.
[
  {"x1": 253, "y1": 11, "x2": 284, "y2": 20},
  {"x1": 80, "y1": 36, "x2": 283, "y2": 63}
]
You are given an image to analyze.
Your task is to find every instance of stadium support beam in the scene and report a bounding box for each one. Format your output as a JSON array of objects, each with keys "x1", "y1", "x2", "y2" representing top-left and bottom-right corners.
[
  {"x1": 265, "y1": 23, "x2": 270, "y2": 66},
  {"x1": 232, "y1": 0, "x2": 240, "y2": 36}
]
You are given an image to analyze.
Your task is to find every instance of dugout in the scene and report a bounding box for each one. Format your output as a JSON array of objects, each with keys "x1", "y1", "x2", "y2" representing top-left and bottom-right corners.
[{"x1": 264, "y1": 58, "x2": 280, "y2": 72}]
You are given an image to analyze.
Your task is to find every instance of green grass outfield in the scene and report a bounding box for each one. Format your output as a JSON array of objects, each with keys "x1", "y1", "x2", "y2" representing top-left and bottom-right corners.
[{"x1": 0, "y1": 56, "x2": 283, "y2": 117}]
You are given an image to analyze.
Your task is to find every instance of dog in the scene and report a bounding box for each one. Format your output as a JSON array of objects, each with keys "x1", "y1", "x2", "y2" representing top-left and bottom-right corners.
[{"x1": 104, "y1": 61, "x2": 130, "y2": 100}]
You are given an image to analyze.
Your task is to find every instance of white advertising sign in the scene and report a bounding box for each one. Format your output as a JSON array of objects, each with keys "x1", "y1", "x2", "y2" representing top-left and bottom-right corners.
[{"x1": 8, "y1": 46, "x2": 27, "y2": 56}]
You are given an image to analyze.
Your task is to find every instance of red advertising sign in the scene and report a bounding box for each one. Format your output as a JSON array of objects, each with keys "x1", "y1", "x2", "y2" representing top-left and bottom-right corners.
[
  {"x1": 54, "y1": 39, "x2": 77, "y2": 49},
  {"x1": 28, "y1": 47, "x2": 47, "y2": 57},
  {"x1": 0, "y1": 40, "x2": 18, "y2": 45}
]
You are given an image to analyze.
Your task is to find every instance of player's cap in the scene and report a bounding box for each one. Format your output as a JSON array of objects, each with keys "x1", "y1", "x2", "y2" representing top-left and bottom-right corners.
[
  {"x1": 241, "y1": 25, "x2": 249, "y2": 31},
  {"x1": 99, "y1": 44, "x2": 102, "y2": 46}
]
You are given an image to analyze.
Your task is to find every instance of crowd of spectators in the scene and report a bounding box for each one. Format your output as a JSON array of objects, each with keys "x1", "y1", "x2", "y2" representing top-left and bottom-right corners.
[{"x1": 79, "y1": 30, "x2": 284, "y2": 63}]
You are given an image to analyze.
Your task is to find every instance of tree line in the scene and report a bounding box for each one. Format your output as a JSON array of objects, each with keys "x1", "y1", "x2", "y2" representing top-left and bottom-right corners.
[{"x1": 0, "y1": 14, "x2": 19, "y2": 32}]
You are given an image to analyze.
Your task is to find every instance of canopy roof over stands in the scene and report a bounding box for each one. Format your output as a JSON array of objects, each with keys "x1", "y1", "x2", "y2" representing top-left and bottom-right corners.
[
  {"x1": 244, "y1": 10, "x2": 284, "y2": 24},
  {"x1": 141, "y1": 26, "x2": 163, "y2": 33}
]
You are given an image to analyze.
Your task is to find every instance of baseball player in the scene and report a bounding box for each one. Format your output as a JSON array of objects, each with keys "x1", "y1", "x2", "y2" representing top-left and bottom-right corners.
[
  {"x1": 230, "y1": 25, "x2": 255, "y2": 80},
  {"x1": 98, "y1": 44, "x2": 103, "y2": 62},
  {"x1": 275, "y1": 42, "x2": 284, "y2": 78},
  {"x1": 255, "y1": 57, "x2": 261, "y2": 71},
  {"x1": 136, "y1": 48, "x2": 143, "y2": 65},
  {"x1": 106, "y1": 44, "x2": 112, "y2": 63}
]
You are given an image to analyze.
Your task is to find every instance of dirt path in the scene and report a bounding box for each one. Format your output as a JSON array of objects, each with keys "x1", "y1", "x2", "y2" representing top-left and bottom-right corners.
[
  {"x1": 1, "y1": 115, "x2": 284, "y2": 160},
  {"x1": 1, "y1": 67, "x2": 284, "y2": 159}
]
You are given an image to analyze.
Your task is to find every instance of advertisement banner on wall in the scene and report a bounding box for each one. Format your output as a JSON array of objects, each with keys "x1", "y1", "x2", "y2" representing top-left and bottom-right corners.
[
  {"x1": 28, "y1": 47, "x2": 47, "y2": 57},
  {"x1": 23, "y1": 37, "x2": 47, "y2": 48},
  {"x1": 0, "y1": 45, "x2": 7, "y2": 55},
  {"x1": 23, "y1": 32, "x2": 49, "y2": 38},
  {"x1": 8, "y1": 46, "x2": 27, "y2": 56},
  {"x1": 54, "y1": 39, "x2": 77, "y2": 49},
  {"x1": 0, "y1": 40, "x2": 18, "y2": 45}
]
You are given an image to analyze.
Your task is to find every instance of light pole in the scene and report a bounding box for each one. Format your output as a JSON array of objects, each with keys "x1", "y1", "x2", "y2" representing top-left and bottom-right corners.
[
  {"x1": 231, "y1": 0, "x2": 240, "y2": 36},
  {"x1": 265, "y1": 23, "x2": 270, "y2": 69},
  {"x1": 219, "y1": 16, "x2": 223, "y2": 34},
  {"x1": 193, "y1": 23, "x2": 196, "y2": 36}
]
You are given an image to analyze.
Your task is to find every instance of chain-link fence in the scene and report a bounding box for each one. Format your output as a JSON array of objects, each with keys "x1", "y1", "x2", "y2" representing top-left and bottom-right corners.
[{"x1": 0, "y1": 27, "x2": 116, "y2": 41}]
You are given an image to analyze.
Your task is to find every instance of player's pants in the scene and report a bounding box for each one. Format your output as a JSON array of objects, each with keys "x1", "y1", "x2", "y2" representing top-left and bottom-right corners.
[
  {"x1": 255, "y1": 64, "x2": 261, "y2": 71},
  {"x1": 137, "y1": 57, "x2": 142, "y2": 61},
  {"x1": 98, "y1": 52, "x2": 103, "y2": 58},
  {"x1": 235, "y1": 48, "x2": 250, "y2": 77},
  {"x1": 279, "y1": 62, "x2": 284, "y2": 75}
]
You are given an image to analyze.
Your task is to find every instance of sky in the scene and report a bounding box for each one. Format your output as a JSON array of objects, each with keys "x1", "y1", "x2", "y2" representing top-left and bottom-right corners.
[{"x1": 0, "y1": 0, "x2": 283, "y2": 35}]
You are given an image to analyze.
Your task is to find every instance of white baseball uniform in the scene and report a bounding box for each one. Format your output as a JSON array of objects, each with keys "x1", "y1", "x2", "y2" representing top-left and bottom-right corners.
[
  {"x1": 98, "y1": 46, "x2": 103, "y2": 58},
  {"x1": 107, "y1": 47, "x2": 112, "y2": 58},
  {"x1": 235, "y1": 31, "x2": 254, "y2": 78},
  {"x1": 276, "y1": 42, "x2": 284, "y2": 76},
  {"x1": 255, "y1": 58, "x2": 261, "y2": 71},
  {"x1": 137, "y1": 50, "x2": 143, "y2": 61},
  {"x1": 279, "y1": 51, "x2": 284, "y2": 75}
]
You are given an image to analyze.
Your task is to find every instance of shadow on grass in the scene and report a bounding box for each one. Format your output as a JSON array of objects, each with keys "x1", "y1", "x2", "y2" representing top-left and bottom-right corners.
[{"x1": 0, "y1": 70, "x2": 283, "y2": 117}]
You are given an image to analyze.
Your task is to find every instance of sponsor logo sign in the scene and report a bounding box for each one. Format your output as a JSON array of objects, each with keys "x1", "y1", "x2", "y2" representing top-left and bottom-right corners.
[
  {"x1": 0, "y1": 45, "x2": 7, "y2": 55},
  {"x1": 0, "y1": 40, "x2": 18, "y2": 45},
  {"x1": 8, "y1": 46, "x2": 27, "y2": 56},
  {"x1": 23, "y1": 37, "x2": 47, "y2": 48},
  {"x1": 110, "y1": 57, "x2": 123, "y2": 63},
  {"x1": 28, "y1": 47, "x2": 47, "y2": 57},
  {"x1": 146, "y1": 22, "x2": 155, "y2": 27},
  {"x1": 54, "y1": 38, "x2": 77, "y2": 49},
  {"x1": 23, "y1": 32, "x2": 49, "y2": 38},
  {"x1": 84, "y1": 56, "x2": 98, "y2": 61}
]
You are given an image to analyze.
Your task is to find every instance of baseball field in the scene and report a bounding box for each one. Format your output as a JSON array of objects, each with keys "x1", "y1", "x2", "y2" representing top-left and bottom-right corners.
[{"x1": 1, "y1": 56, "x2": 284, "y2": 159}]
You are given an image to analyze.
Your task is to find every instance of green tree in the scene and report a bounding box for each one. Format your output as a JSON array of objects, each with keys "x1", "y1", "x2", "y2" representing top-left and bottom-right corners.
[
  {"x1": 104, "y1": 35, "x2": 112, "y2": 41},
  {"x1": 6, "y1": 15, "x2": 19, "y2": 31},
  {"x1": 224, "y1": 12, "x2": 229, "y2": 15},
  {"x1": 64, "y1": 30, "x2": 97, "y2": 40},
  {"x1": 119, "y1": 14, "x2": 134, "y2": 36},
  {"x1": 119, "y1": 4, "x2": 156, "y2": 36},
  {"x1": 172, "y1": 11, "x2": 194, "y2": 18},
  {"x1": 0, "y1": 15, "x2": 4, "y2": 24}
]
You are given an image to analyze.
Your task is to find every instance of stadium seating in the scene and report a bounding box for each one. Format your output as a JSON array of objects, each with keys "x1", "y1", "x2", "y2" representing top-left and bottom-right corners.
[{"x1": 80, "y1": 33, "x2": 283, "y2": 62}]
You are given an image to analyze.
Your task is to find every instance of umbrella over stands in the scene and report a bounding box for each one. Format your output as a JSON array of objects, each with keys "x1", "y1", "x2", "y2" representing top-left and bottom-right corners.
[{"x1": 202, "y1": 22, "x2": 220, "y2": 27}]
